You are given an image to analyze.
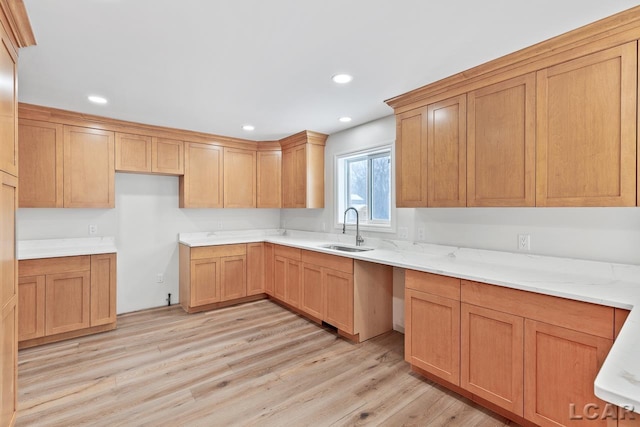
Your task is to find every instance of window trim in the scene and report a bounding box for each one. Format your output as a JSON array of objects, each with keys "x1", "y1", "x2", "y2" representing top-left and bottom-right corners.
[{"x1": 334, "y1": 142, "x2": 395, "y2": 234}]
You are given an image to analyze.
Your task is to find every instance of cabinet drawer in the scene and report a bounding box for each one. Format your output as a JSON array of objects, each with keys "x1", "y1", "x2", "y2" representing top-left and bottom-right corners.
[
  {"x1": 461, "y1": 280, "x2": 614, "y2": 339},
  {"x1": 191, "y1": 244, "x2": 246, "y2": 260},
  {"x1": 274, "y1": 245, "x2": 301, "y2": 261},
  {"x1": 19, "y1": 256, "x2": 91, "y2": 277},
  {"x1": 301, "y1": 250, "x2": 353, "y2": 274},
  {"x1": 405, "y1": 269, "x2": 460, "y2": 300}
]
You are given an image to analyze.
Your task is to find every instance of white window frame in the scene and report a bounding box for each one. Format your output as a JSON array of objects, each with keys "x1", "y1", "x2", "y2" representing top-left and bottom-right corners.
[{"x1": 334, "y1": 143, "x2": 395, "y2": 233}]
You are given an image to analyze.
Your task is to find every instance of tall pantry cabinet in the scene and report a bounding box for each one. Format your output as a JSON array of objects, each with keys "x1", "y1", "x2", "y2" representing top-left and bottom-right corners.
[{"x1": 0, "y1": 3, "x2": 35, "y2": 426}]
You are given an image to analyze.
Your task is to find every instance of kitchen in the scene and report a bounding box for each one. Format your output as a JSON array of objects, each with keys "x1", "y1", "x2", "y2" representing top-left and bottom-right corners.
[{"x1": 3, "y1": 1, "x2": 640, "y2": 426}]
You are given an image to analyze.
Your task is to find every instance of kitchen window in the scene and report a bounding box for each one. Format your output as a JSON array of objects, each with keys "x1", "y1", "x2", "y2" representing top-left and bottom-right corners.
[{"x1": 335, "y1": 146, "x2": 392, "y2": 231}]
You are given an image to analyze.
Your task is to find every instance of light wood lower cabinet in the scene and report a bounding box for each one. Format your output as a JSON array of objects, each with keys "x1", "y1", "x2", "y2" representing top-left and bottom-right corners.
[
  {"x1": 405, "y1": 271, "x2": 619, "y2": 427},
  {"x1": 461, "y1": 303, "x2": 524, "y2": 416},
  {"x1": 247, "y1": 243, "x2": 264, "y2": 296},
  {"x1": 179, "y1": 243, "x2": 258, "y2": 313},
  {"x1": 18, "y1": 254, "x2": 117, "y2": 348},
  {"x1": 263, "y1": 243, "x2": 274, "y2": 296},
  {"x1": 272, "y1": 247, "x2": 392, "y2": 342},
  {"x1": 405, "y1": 270, "x2": 460, "y2": 386},
  {"x1": 524, "y1": 319, "x2": 612, "y2": 427}
]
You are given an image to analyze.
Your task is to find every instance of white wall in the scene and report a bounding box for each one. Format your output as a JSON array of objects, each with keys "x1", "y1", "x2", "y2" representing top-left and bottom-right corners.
[{"x1": 18, "y1": 174, "x2": 280, "y2": 313}]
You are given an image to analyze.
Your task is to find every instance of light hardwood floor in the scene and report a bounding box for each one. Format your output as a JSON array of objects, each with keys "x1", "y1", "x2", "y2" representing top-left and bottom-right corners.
[{"x1": 17, "y1": 299, "x2": 518, "y2": 426}]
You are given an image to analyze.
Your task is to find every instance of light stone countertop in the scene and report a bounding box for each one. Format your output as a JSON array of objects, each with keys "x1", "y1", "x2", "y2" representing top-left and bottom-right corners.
[
  {"x1": 179, "y1": 228, "x2": 640, "y2": 413},
  {"x1": 17, "y1": 236, "x2": 117, "y2": 260}
]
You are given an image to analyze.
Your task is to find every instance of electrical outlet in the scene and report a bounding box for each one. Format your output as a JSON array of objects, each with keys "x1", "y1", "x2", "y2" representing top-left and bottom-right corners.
[
  {"x1": 156, "y1": 273, "x2": 164, "y2": 283},
  {"x1": 398, "y1": 227, "x2": 409, "y2": 239},
  {"x1": 518, "y1": 234, "x2": 531, "y2": 251},
  {"x1": 88, "y1": 224, "x2": 98, "y2": 235},
  {"x1": 417, "y1": 226, "x2": 425, "y2": 241},
  {"x1": 217, "y1": 221, "x2": 223, "y2": 230}
]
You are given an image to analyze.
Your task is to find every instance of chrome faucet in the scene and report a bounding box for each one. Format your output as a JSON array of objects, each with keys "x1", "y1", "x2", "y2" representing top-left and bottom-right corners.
[{"x1": 343, "y1": 207, "x2": 364, "y2": 246}]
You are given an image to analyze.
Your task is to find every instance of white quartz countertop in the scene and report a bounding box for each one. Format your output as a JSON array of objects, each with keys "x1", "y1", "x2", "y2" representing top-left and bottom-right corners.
[
  {"x1": 18, "y1": 237, "x2": 117, "y2": 260},
  {"x1": 179, "y1": 229, "x2": 640, "y2": 412}
]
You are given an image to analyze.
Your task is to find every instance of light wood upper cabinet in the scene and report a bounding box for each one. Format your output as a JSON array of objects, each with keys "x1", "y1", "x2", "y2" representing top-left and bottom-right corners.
[
  {"x1": 395, "y1": 108, "x2": 428, "y2": 207},
  {"x1": 116, "y1": 133, "x2": 184, "y2": 175},
  {"x1": 395, "y1": 95, "x2": 466, "y2": 208},
  {"x1": 18, "y1": 120, "x2": 64, "y2": 207},
  {"x1": 536, "y1": 42, "x2": 637, "y2": 207},
  {"x1": 280, "y1": 131, "x2": 326, "y2": 209},
  {"x1": 180, "y1": 142, "x2": 223, "y2": 208},
  {"x1": 115, "y1": 132, "x2": 152, "y2": 173},
  {"x1": 257, "y1": 150, "x2": 281, "y2": 208},
  {"x1": 223, "y1": 147, "x2": 256, "y2": 208},
  {"x1": 152, "y1": 137, "x2": 184, "y2": 175},
  {"x1": 63, "y1": 126, "x2": 115, "y2": 208},
  {"x1": 0, "y1": 32, "x2": 17, "y2": 177},
  {"x1": 467, "y1": 74, "x2": 536, "y2": 207},
  {"x1": 427, "y1": 94, "x2": 467, "y2": 207}
]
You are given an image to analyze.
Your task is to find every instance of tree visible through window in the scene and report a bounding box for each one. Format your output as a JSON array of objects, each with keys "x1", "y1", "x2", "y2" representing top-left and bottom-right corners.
[{"x1": 338, "y1": 148, "x2": 391, "y2": 227}]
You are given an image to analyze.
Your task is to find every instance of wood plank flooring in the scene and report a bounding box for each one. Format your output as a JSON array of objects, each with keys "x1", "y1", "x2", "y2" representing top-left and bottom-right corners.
[{"x1": 16, "y1": 300, "x2": 519, "y2": 426}]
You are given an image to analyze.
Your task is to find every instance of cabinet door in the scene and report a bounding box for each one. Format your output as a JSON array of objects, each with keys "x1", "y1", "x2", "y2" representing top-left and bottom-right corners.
[
  {"x1": 0, "y1": 171, "x2": 17, "y2": 426},
  {"x1": 45, "y1": 270, "x2": 91, "y2": 335},
  {"x1": 467, "y1": 73, "x2": 535, "y2": 207},
  {"x1": 257, "y1": 151, "x2": 282, "y2": 208},
  {"x1": 273, "y1": 256, "x2": 286, "y2": 301},
  {"x1": 324, "y1": 268, "x2": 353, "y2": 333},
  {"x1": 0, "y1": 32, "x2": 17, "y2": 177},
  {"x1": 282, "y1": 148, "x2": 294, "y2": 208},
  {"x1": 90, "y1": 254, "x2": 117, "y2": 327},
  {"x1": 190, "y1": 258, "x2": 220, "y2": 306},
  {"x1": 152, "y1": 137, "x2": 184, "y2": 175},
  {"x1": 18, "y1": 275, "x2": 45, "y2": 341},
  {"x1": 285, "y1": 259, "x2": 301, "y2": 307},
  {"x1": 427, "y1": 94, "x2": 466, "y2": 207},
  {"x1": 115, "y1": 132, "x2": 152, "y2": 173},
  {"x1": 395, "y1": 107, "x2": 428, "y2": 207},
  {"x1": 18, "y1": 120, "x2": 64, "y2": 207},
  {"x1": 223, "y1": 148, "x2": 256, "y2": 208},
  {"x1": 63, "y1": 126, "x2": 115, "y2": 208},
  {"x1": 405, "y1": 288, "x2": 460, "y2": 385},
  {"x1": 246, "y1": 243, "x2": 264, "y2": 296},
  {"x1": 180, "y1": 142, "x2": 223, "y2": 208},
  {"x1": 524, "y1": 319, "x2": 613, "y2": 427},
  {"x1": 1, "y1": 298, "x2": 17, "y2": 427},
  {"x1": 264, "y1": 243, "x2": 274, "y2": 296},
  {"x1": 220, "y1": 256, "x2": 246, "y2": 301},
  {"x1": 292, "y1": 145, "x2": 307, "y2": 208},
  {"x1": 536, "y1": 42, "x2": 637, "y2": 207},
  {"x1": 301, "y1": 263, "x2": 323, "y2": 319},
  {"x1": 461, "y1": 303, "x2": 523, "y2": 416}
]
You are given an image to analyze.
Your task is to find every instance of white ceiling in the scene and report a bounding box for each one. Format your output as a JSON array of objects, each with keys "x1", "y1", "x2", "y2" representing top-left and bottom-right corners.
[{"x1": 18, "y1": 0, "x2": 640, "y2": 141}]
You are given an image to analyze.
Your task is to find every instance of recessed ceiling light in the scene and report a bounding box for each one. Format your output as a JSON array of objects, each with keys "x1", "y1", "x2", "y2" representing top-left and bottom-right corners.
[
  {"x1": 339, "y1": 116, "x2": 352, "y2": 123},
  {"x1": 242, "y1": 124, "x2": 255, "y2": 131},
  {"x1": 332, "y1": 74, "x2": 353, "y2": 84},
  {"x1": 88, "y1": 95, "x2": 108, "y2": 104}
]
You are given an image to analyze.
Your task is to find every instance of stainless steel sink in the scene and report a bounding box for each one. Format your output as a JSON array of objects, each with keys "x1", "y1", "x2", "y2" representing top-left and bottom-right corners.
[{"x1": 320, "y1": 244, "x2": 374, "y2": 253}]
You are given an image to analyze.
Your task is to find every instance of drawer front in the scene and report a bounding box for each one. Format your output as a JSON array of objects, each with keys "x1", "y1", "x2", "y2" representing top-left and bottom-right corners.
[
  {"x1": 19, "y1": 256, "x2": 91, "y2": 277},
  {"x1": 405, "y1": 269, "x2": 460, "y2": 300},
  {"x1": 274, "y1": 244, "x2": 301, "y2": 261},
  {"x1": 461, "y1": 280, "x2": 614, "y2": 339},
  {"x1": 191, "y1": 244, "x2": 246, "y2": 260},
  {"x1": 301, "y1": 250, "x2": 353, "y2": 274}
]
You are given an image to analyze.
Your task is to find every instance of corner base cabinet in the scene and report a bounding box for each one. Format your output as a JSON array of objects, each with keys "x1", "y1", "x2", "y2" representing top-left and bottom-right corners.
[
  {"x1": 405, "y1": 270, "x2": 619, "y2": 427},
  {"x1": 18, "y1": 253, "x2": 117, "y2": 349}
]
